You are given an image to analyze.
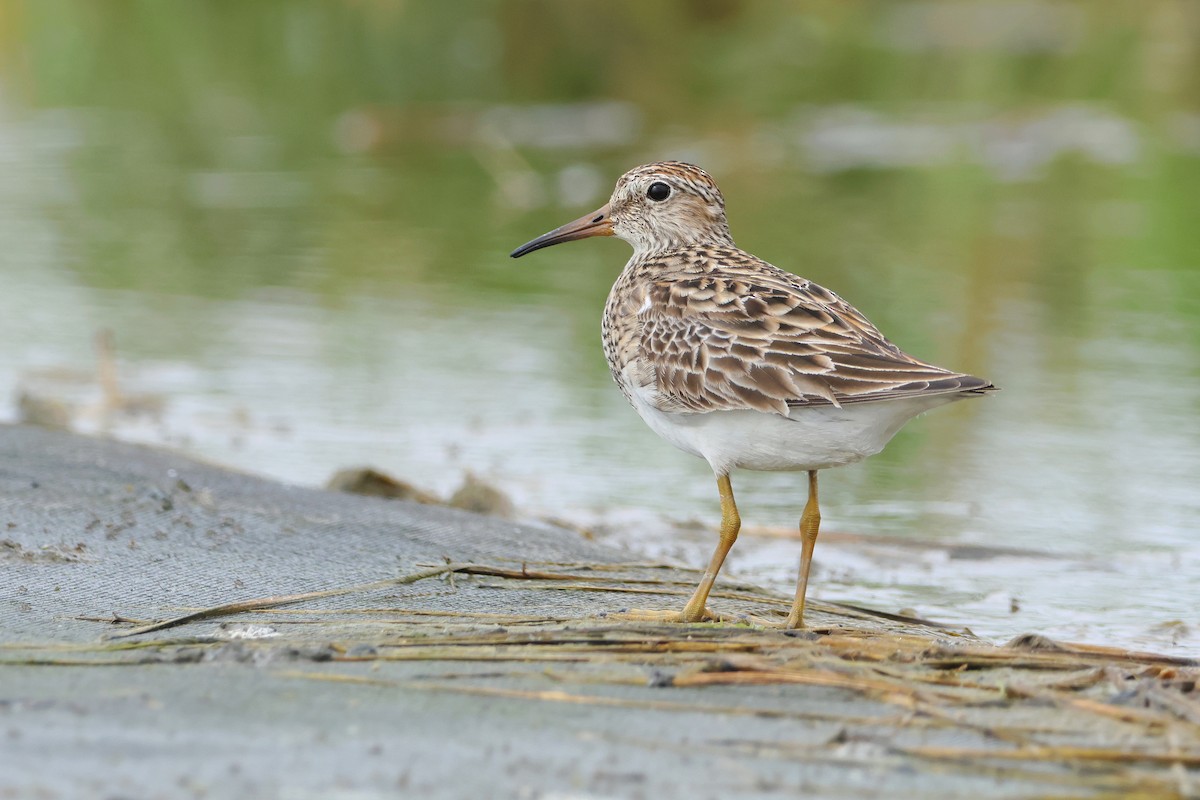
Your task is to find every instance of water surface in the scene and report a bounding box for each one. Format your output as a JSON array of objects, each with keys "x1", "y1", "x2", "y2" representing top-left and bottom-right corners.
[{"x1": 1, "y1": 2, "x2": 1198, "y2": 652}]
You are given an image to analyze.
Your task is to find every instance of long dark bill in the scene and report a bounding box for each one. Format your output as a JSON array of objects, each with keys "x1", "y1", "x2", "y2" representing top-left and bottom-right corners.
[{"x1": 510, "y1": 203, "x2": 613, "y2": 258}]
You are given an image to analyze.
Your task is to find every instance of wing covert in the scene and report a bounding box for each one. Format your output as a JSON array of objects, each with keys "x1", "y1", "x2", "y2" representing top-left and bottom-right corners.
[{"x1": 638, "y1": 261, "x2": 988, "y2": 415}]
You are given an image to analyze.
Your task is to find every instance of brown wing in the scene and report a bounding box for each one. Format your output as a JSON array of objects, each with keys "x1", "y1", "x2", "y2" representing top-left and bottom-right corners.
[{"x1": 639, "y1": 261, "x2": 992, "y2": 415}]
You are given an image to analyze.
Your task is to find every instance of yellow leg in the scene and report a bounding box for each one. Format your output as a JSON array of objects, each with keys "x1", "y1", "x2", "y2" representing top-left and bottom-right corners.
[
  {"x1": 611, "y1": 473, "x2": 741, "y2": 623},
  {"x1": 785, "y1": 470, "x2": 821, "y2": 629},
  {"x1": 680, "y1": 472, "x2": 741, "y2": 621}
]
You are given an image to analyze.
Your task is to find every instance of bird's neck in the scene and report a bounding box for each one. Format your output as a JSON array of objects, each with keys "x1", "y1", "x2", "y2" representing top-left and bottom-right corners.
[{"x1": 628, "y1": 230, "x2": 736, "y2": 260}]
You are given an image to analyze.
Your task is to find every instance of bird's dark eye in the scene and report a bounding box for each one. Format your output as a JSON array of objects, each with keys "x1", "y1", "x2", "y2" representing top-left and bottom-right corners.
[{"x1": 646, "y1": 182, "x2": 671, "y2": 201}]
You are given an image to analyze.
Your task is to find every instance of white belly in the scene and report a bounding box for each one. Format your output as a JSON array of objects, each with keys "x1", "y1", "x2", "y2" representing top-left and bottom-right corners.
[{"x1": 626, "y1": 379, "x2": 961, "y2": 475}]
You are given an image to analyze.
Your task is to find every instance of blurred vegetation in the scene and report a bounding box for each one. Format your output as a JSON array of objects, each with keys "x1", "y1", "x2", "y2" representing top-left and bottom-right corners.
[
  {"x1": 1, "y1": 2, "x2": 1195, "y2": 645},
  {"x1": 0, "y1": 0, "x2": 1197, "y2": 348}
]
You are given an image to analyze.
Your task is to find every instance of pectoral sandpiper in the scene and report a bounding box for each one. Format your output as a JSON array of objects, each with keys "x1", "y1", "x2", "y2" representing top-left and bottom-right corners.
[{"x1": 511, "y1": 161, "x2": 995, "y2": 628}]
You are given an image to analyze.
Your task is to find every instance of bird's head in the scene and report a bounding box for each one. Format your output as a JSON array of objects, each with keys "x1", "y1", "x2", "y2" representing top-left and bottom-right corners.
[{"x1": 510, "y1": 161, "x2": 733, "y2": 259}]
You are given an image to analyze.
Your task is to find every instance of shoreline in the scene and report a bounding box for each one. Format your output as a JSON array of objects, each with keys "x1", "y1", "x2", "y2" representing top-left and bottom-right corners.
[{"x1": 2, "y1": 423, "x2": 1197, "y2": 798}]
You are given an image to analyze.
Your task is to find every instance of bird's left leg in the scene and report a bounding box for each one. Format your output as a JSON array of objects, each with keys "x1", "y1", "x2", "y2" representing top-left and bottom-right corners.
[
  {"x1": 679, "y1": 472, "x2": 741, "y2": 621},
  {"x1": 610, "y1": 472, "x2": 741, "y2": 623},
  {"x1": 785, "y1": 470, "x2": 821, "y2": 629}
]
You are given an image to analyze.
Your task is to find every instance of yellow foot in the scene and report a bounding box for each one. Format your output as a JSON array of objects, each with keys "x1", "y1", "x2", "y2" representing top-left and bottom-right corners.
[
  {"x1": 783, "y1": 614, "x2": 805, "y2": 630},
  {"x1": 605, "y1": 607, "x2": 718, "y2": 623}
]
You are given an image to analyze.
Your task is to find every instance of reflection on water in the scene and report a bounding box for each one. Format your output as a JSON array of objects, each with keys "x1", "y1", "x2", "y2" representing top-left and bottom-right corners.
[{"x1": 0, "y1": 2, "x2": 1198, "y2": 652}]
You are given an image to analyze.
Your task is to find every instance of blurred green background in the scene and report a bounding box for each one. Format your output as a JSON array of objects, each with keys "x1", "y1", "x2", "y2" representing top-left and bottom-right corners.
[{"x1": 0, "y1": 0, "x2": 1198, "y2": 649}]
